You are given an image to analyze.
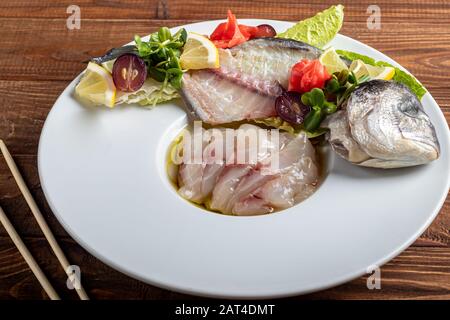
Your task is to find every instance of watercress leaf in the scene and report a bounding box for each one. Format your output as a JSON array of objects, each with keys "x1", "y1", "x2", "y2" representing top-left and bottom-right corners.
[
  {"x1": 348, "y1": 71, "x2": 357, "y2": 84},
  {"x1": 309, "y1": 88, "x2": 325, "y2": 107},
  {"x1": 174, "y1": 28, "x2": 188, "y2": 44},
  {"x1": 148, "y1": 41, "x2": 160, "y2": 48},
  {"x1": 306, "y1": 127, "x2": 329, "y2": 138},
  {"x1": 133, "y1": 27, "x2": 186, "y2": 90},
  {"x1": 301, "y1": 92, "x2": 311, "y2": 106},
  {"x1": 323, "y1": 101, "x2": 337, "y2": 114},
  {"x1": 156, "y1": 47, "x2": 169, "y2": 61},
  {"x1": 336, "y1": 86, "x2": 347, "y2": 94},
  {"x1": 303, "y1": 105, "x2": 323, "y2": 132},
  {"x1": 337, "y1": 69, "x2": 349, "y2": 85},
  {"x1": 167, "y1": 41, "x2": 184, "y2": 50},
  {"x1": 170, "y1": 73, "x2": 183, "y2": 89},
  {"x1": 167, "y1": 68, "x2": 183, "y2": 75},
  {"x1": 325, "y1": 78, "x2": 340, "y2": 93},
  {"x1": 158, "y1": 27, "x2": 172, "y2": 42},
  {"x1": 150, "y1": 33, "x2": 159, "y2": 43},
  {"x1": 167, "y1": 51, "x2": 181, "y2": 69},
  {"x1": 173, "y1": 28, "x2": 183, "y2": 40},
  {"x1": 148, "y1": 66, "x2": 166, "y2": 82},
  {"x1": 171, "y1": 48, "x2": 181, "y2": 58},
  {"x1": 134, "y1": 35, "x2": 142, "y2": 47}
]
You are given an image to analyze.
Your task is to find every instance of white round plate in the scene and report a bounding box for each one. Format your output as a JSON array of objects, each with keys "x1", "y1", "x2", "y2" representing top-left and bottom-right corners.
[{"x1": 38, "y1": 20, "x2": 450, "y2": 298}]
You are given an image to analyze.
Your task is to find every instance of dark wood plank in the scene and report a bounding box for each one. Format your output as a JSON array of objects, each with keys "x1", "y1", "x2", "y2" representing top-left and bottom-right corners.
[
  {"x1": 166, "y1": 0, "x2": 450, "y2": 24},
  {"x1": 0, "y1": 18, "x2": 196, "y2": 82},
  {"x1": 0, "y1": 81, "x2": 64, "y2": 156},
  {"x1": 0, "y1": 0, "x2": 159, "y2": 19},
  {"x1": 0, "y1": 18, "x2": 449, "y2": 85},
  {"x1": 1, "y1": 237, "x2": 448, "y2": 299},
  {"x1": 0, "y1": 0, "x2": 449, "y2": 23},
  {"x1": 303, "y1": 247, "x2": 450, "y2": 300}
]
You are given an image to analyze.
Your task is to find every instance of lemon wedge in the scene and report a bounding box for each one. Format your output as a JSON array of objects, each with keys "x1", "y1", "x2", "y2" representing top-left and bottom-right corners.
[
  {"x1": 366, "y1": 64, "x2": 395, "y2": 80},
  {"x1": 349, "y1": 59, "x2": 395, "y2": 81},
  {"x1": 101, "y1": 60, "x2": 115, "y2": 74},
  {"x1": 75, "y1": 62, "x2": 116, "y2": 108},
  {"x1": 349, "y1": 60, "x2": 369, "y2": 80},
  {"x1": 319, "y1": 47, "x2": 348, "y2": 74},
  {"x1": 180, "y1": 33, "x2": 219, "y2": 70}
]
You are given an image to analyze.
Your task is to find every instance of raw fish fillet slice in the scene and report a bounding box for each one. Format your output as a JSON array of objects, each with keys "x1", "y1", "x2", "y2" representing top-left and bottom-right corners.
[
  {"x1": 181, "y1": 38, "x2": 322, "y2": 124},
  {"x1": 225, "y1": 38, "x2": 322, "y2": 89},
  {"x1": 232, "y1": 197, "x2": 273, "y2": 216},
  {"x1": 233, "y1": 133, "x2": 319, "y2": 214},
  {"x1": 182, "y1": 71, "x2": 277, "y2": 125},
  {"x1": 177, "y1": 125, "x2": 320, "y2": 215},
  {"x1": 178, "y1": 164, "x2": 205, "y2": 204},
  {"x1": 209, "y1": 165, "x2": 252, "y2": 212}
]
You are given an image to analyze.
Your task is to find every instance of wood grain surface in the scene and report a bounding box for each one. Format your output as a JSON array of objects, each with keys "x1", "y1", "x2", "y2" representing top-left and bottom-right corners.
[{"x1": 0, "y1": 0, "x2": 449, "y2": 300}]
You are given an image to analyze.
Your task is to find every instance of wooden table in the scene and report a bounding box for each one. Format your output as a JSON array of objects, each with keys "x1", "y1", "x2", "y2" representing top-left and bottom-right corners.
[{"x1": 0, "y1": 0, "x2": 449, "y2": 300}]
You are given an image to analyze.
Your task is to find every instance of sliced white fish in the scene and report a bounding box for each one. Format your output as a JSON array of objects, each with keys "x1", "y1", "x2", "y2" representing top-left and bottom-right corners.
[
  {"x1": 176, "y1": 124, "x2": 320, "y2": 215},
  {"x1": 181, "y1": 38, "x2": 322, "y2": 124},
  {"x1": 181, "y1": 71, "x2": 277, "y2": 125}
]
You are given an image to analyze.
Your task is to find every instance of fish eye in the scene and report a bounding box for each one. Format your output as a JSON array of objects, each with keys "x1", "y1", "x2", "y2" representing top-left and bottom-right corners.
[{"x1": 399, "y1": 97, "x2": 420, "y2": 118}]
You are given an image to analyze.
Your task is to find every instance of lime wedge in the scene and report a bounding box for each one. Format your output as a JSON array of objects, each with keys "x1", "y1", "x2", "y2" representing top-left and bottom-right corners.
[{"x1": 319, "y1": 47, "x2": 348, "y2": 74}]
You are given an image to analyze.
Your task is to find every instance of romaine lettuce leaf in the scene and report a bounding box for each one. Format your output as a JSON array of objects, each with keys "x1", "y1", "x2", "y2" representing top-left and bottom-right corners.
[
  {"x1": 253, "y1": 117, "x2": 328, "y2": 138},
  {"x1": 115, "y1": 78, "x2": 179, "y2": 106},
  {"x1": 277, "y1": 5, "x2": 344, "y2": 48}
]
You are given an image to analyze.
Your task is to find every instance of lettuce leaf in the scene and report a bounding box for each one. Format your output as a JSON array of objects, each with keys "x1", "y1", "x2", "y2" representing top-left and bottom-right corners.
[
  {"x1": 115, "y1": 78, "x2": 179, "y2": 106},
  {"x1": 277, "y1": 5, "x2": 344, "y2": 48},
  {"x1": 253, "y1": 117, "x2": 328, "y2": 138},
  {"x1": 253, "y1": 117, "x2": 298, "y2": 134},
  {"x1": 336, "y1": 49, "x2": 427, "y2": 99}
]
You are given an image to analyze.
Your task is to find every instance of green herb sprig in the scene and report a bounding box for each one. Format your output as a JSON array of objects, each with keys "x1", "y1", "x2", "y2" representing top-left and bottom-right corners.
[
  {"x1": 301, "y1": 70, "x2": 369, "y2": 132},
  {"x1": 301, "y1": 88, "x2": 336, "y2": 131},
  {"x1": 325, "y1": 70, "x2": 370, "y2": 107},
  {"x1": 134, "y1": 27, "x2": 188, "y2": 90}
]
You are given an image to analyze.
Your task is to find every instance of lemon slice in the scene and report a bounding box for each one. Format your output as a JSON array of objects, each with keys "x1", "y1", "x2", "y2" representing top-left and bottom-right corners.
[
  {"x1": 319, "y1": 47, "x2": 348, "y2": 74},
  {"x1": 101, "y1": 59, "x2": 115, "y2": 74},
  {"x1": 349, "y1": 60, "x2": 370, "y2": 80},
  {"x1": 180, "y1": 32, "x2": 219, "y2": 70},
  {"x1": 75, "y1": 62, "x2": 116, "y2": 108},
  {"x1": 349, "y1": 59, "x2": 395, "y2": 81},
  {"x1": 366, "y1": 64, "x2": 395, "y2": 80}
]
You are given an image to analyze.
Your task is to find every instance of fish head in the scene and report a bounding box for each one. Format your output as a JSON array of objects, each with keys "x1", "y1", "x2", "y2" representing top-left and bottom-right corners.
[
  {"x1": 394, "y1": 92, "x2": 440, "y2": 162},
  {"x1": 325, "y1": 80, "x2": 440, "y2": 168}
]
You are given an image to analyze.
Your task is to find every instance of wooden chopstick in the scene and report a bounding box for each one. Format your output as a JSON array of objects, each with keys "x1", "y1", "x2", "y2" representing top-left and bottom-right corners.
[
  {"x1": 0, "y1": 139, "x2": 89, "y2": 300},
  {"x1": 0, "y1": 206, "x2": 60, "y2": 300}
]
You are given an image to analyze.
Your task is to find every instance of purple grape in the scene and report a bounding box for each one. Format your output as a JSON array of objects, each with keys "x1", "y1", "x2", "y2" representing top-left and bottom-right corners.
[
  {"x1": 275, "y1": 91, "x2": 311, "y2": 125},
  {"x1": 112, "y1": 54, "x2": 147, "y2": 92}
]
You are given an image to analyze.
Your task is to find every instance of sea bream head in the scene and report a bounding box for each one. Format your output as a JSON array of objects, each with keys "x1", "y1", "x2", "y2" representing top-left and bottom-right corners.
[{"x1": 325, "y1": 80, "x2": 440, "y2": 168}]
